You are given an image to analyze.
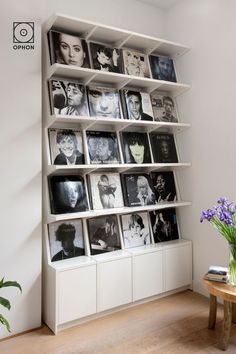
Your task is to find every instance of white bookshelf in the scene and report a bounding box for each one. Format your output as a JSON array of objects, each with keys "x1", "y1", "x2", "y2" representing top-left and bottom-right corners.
[{"x1": 42, "y1": 13, "x2": 192, "y2": 334}]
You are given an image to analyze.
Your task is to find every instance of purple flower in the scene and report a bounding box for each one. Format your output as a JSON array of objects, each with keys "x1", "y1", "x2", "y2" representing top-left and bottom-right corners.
[{"x1": 200, "y1": 209, "x2": 215, "y2": 222}]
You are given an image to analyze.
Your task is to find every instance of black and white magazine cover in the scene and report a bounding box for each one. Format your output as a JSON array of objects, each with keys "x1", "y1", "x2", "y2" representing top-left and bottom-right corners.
[
  {"x1": 87, "y1": 215, "x2": 121, "y2": 255},
  {"x1": 48, "y1": 30, "x2": 90, "y2": 68},
  {"x1": 86, "y1": 131, "x2": 120, "y2": 164},
  {"x1": 122, "y1": 49, "x2": 150, "y2": 78},
  {"x1": 121, "y1": 89, "x2": 153, "y2": 121},
  {"x1": 122, "y1": 173, "x2": 156, "y2": 207},
  {"x1": 48, "y1": 175, "x2": 88, "y2": 214},
  {"x1": 87, "y1": 86, "x2": 122, "y2": 118},
  {"x1": 89, "y1": 42, "x2": 123, "y2": 73},
  {"x1": 150, "y1": 93, "x2": 178, "y2": 123},
  {"x1": 121, "y1": 212, "x2": 151, "y2": 248},
  {"x1": 88, "y1": 173, "x2": 124, "y2": 210},
  {"x1": 150, "y1": 133, "x2": 178, "y2": 163},
  {"x1": 149, "y1": 55, "x2": 177, "y2": 82},
  {"x1": 149, "y1": 208, "x2": 179, "y2": 243},
  {"x1": 48, "y1": 79, "x2": 89, "y2": 116},
  {"x1": 48, "y1": 220, "x2": 85, "y2": 262},
  {"x1": 151, "y1": 171, "x2": 177, "y2": 202},
  {"x1": 121, "y1": 132, "x2": 151, "y2": 164},
  {"x1": 48, "y1": 128, "x2": 84, "y2": 165}
]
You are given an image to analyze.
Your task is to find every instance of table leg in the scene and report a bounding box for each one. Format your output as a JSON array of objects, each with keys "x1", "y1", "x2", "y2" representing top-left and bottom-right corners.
[
  {"x1": 219, "y1": 300, "x2": 232, "y2": 351},
  {"x1": 232, "y1": 303, "x2": 236, "y2": 323},
  {"x1": 208, "y1": 294, "x2": 217, "y2": 329}
]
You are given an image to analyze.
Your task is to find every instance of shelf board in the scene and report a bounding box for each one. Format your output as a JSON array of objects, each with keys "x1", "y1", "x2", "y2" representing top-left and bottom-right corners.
[
  {"x1": 125, "y1": 238, "x2": 191, "y2": 255},
  {"x1": 47, "y1": 64, "x2": 190, "y2": 97},
  {"x1": 45, "y1": 200, "x2": 191, "y2": 224},
  {"x1": 44, "y1": 13, "x2": 190, "y2": 58},
  {"x1": 91, "y1": 250, "x2": 132, "y2": 263},
  {"x1": 49, "y1": 256, "x2": 96, "y2": 271},
  {"x1": 45, "y1": 115, "x2": 191, "y2": 133},
  {"x1": 46, "y1": 162, "x2": 191, "y2": 176}
]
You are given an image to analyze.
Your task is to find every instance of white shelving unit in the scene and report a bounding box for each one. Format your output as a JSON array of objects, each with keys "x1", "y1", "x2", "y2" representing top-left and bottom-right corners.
[{"x1": 42, "y1": 13, "x2": 192, "y2": 334}]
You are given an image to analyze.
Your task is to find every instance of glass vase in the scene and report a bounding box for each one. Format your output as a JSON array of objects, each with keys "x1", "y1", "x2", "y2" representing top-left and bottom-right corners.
[{"x1": 228, "y1": 243, "x2": 236, "y2": 286}]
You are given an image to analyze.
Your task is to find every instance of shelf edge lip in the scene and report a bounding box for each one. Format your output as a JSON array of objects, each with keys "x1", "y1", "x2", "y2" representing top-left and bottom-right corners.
[
  {"x1": 45, "y1": 200, "x2": 192, "y2": 224},
  {"x1": 47, "y1": 63, "x2": 191, "y2": 89},
  {"x1": 44, "y1": 115, "x2": 191, "y2": 130},
  {"x1": 45, "y1": 162, "x2": 192, "y2": 175}
]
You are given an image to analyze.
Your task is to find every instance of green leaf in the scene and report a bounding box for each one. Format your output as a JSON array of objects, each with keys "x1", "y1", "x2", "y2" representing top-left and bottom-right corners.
[
  {"x1": 0, "y1": 278, "x2": 4, "y2": 288},
  {"x1": 2, "y1": 281, "x2": 22, "y2": 292},
  {"x1": 0, "y1": 314, "x2": 11, "y2": 332},
  {"x1": 0, "y1": 297, "x2": 11, "y2": 310}
]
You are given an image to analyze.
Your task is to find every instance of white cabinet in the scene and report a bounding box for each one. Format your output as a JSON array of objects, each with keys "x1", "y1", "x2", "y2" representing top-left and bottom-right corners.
[
  {"x1": 95, "y1": 252, "x2": 132, "y2": 312},
  {"x1": 42, "y1": 255, "x2": 96, "y2": 334},
  {"x1": 164, "y1": 241, "x2": 192, "y2": 292},
  {"x1": 132, "y1": 247, "x2": 163, "y2": 301},
  {"x1": 58, "y1": 265, "x2": 97, "y2": 324}
]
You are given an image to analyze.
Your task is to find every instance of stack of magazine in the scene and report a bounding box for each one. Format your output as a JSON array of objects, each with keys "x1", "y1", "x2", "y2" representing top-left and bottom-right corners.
[{"x1": 205, "y1": 265, "x2": 228, "y2": 283}]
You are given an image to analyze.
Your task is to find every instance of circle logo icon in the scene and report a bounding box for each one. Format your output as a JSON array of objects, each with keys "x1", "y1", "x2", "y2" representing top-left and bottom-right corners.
[{"x1": 13, "y1": 22, "x2": 34, "y2": 43}]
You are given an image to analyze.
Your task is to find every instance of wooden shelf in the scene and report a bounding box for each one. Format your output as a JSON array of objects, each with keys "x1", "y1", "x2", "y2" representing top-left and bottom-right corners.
[{"x1": 45, "y1": 200, "x2": 191, "y2": 224}]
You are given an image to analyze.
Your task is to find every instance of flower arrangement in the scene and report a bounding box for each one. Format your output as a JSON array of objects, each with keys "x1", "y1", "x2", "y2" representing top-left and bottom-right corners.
[
  {"x1": 200, "y1": 197, "x2": 236, "y2": 244},
  {"x1": 200, "y1": 197, "x2": 236, "y2": 285}
]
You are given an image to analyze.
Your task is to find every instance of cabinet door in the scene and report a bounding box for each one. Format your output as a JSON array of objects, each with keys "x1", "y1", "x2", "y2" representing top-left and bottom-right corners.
[
  {"x1": 58, "y1": 265, "x2": 96, "y2": 324},
  {"x1": 133, "y1": 251, "x2": 163, "y2": 301},
  {"x1": 164, "y1": 243, "x2": 192, "y2": 292},
  {"x1": 97, "y1": 257, "x2": 132, "y2": 312}
]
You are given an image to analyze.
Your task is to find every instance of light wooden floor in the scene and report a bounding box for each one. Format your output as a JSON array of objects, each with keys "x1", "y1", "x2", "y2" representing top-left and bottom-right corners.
[{"x1": 1, "y1": 290, "x2": 236, "y2": 354}]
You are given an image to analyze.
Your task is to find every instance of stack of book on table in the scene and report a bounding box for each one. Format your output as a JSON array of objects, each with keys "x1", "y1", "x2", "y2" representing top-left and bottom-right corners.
[{"x1": 205, "y1": 265, "x2": 228, "y2": 283}]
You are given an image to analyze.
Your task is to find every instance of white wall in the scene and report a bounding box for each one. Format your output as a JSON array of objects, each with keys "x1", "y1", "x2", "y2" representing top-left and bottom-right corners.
[
  {"x1": 0, "y1": 0, "x2": 42, "y2": 338},
  {"x1": 41, "y1": 0, "x2": 165, "y2": 37},
  {"x1": 164, "y1": 0, "x2": 236, "y2": 294},
  {"x1": 1, "y1": 0, "x2": 165, "y2": 339}
]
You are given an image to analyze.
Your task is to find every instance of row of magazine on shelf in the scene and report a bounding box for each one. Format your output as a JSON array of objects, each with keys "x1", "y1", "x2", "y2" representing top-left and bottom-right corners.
[
  {"x1": 48, "y1": 207, "x2": 179, "y2": 262},
  {"x1": 48, "y1": 129, "x2": 179, "y2": 166},
  {"x1": 48, "y1": 29, "x2": 178, "y2": 82},
  {"x1": 48, "y1": 171, "x2": 178, "y2": 215},
  {"x1": 49, "y1": 78, "x2": 179, "y2": 123}
]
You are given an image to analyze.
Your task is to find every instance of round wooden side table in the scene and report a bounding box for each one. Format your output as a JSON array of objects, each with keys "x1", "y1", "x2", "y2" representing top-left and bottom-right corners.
[{"x1": 203, "y1": 278, "x2": 236, "y2": 350}]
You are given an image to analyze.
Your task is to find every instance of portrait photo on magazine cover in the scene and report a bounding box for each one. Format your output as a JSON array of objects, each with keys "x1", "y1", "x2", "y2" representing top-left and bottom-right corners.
[
  {"x1": 150, "y1": 132, "x2": 178, "y2": 163},
  {"x1": 149, "y1": 55, "x2": 177, "y2": 82},
  {"x1": 87, "y1": 86, "x2": 121, "y2": 118},
  {"x1": 86, "y1": 131, "x2": 120, "y2": 164},
  {"x1": 121, "y1": 132, "x2": 151, "y2": 164},
  {"x1": 49, "y1": 128, "x2": 84, "y2": 165},
  {"x1": 122, "y1": 49, "x2": 150, "y2": 78},
  {"x1": 89, "y1": 42, "x2": 123, "y2": 73},
  {"x1": 88, "y1": 172, "x2": 124, "y2": 210},
  {"x1": 122, "y1": 173, "x2": 156, "y2": 207},
  {"x1": 87, "y1": 215, "x2": 121, "y2": 255},
  {"x1": 121, "y1": 211, "x2": 151, "y2": 248},
  {"x1": 48, "y1": 30, "x2": 90, "y2": 68},
  {"x1": 48, "y1": 175, "x2": 88, "y2": 214},
  {"x1": 151, "y1": 171, "x2": 177, "y2": 202},
  {"x1": 48, "y1": 220, "x2": 85, "y2": 262},
  {"x1": 149, "y1": 208, "x2": 179, "y2": 243},
  {"x1": 150, "y1": 93, "x2": 178, "y2": 123},
  {"x1": 48, "y1": 79, "x2": 89, "y2": 116},
  {"x1": 121, "y1": 89, "x2": 153, "y2": 121}
]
